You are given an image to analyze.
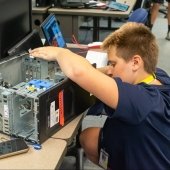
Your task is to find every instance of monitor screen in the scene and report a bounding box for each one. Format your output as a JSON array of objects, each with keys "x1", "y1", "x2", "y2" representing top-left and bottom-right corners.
[
  {"x1": 41, "y1": 14, "x2": 66, "y2": 48},
  {"x1": 0, "y1": 0, "x2": 32, "y2": 59}
]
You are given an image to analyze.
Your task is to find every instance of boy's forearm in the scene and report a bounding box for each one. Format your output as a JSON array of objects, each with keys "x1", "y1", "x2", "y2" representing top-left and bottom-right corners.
[{"x1": 56, "y1": 49, "x2": 93, "y2": 80}]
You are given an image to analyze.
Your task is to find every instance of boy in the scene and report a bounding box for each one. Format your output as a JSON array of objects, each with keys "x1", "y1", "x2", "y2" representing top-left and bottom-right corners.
[{"x1": 30, "y1": 22, "x2": 170, "y2": 169}]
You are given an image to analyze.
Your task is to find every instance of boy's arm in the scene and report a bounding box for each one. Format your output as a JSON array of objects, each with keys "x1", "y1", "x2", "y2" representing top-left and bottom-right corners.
[{"x1": 30, "y1": 47, "x2": 119, "y2": 109}]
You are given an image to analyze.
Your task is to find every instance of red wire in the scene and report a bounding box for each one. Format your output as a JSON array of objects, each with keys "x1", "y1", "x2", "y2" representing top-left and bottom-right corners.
[{"x1": 71, "y1": 34, "x2": 89, "y2": 51}]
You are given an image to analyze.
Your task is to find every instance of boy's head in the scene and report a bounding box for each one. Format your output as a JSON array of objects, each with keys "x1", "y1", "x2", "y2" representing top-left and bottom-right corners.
[{"x1": 102, "y1": 22, "x2": 158, "y2": 74}]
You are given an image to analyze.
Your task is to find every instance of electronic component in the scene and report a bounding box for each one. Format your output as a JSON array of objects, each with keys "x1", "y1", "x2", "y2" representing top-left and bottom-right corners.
[
  {"x1": 0, "y1": 138, "x2": 29, "y2": 159},
  {"x1": 0, "y1": 54, "x2": 93, "y2": 144}
]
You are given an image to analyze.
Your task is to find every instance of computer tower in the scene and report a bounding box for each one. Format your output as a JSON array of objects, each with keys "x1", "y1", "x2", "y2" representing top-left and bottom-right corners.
[{"x1": 0, "y1": 53, "x2": 93, "y2": 144}]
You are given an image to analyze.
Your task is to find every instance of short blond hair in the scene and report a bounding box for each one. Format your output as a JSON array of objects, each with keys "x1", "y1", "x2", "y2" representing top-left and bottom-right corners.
[{"x1": 102, "y1": 22, "x2": 159, "y2": 74}]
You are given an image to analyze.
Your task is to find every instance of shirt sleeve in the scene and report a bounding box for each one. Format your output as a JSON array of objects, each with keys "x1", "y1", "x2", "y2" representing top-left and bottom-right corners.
[{"x1": 104, "y1": 78, "x2": 163, "y2": 125}]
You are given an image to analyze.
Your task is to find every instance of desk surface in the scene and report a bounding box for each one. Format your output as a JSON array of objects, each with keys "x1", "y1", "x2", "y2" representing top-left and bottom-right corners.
[
  {"x1": 52, "y1": 113, "x2": 85, "y2": 145},
  {"x1": 0, "y1": 135, "x2": 67, "y2": 170},
  {"x1": 48, "y1": 0, "x2": 136, "y2": 18}
]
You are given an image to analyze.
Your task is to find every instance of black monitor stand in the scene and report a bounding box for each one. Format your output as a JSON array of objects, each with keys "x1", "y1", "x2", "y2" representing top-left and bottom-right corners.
[{"x1": 8, "y1": 29, "x2": 43, "y2": 56}]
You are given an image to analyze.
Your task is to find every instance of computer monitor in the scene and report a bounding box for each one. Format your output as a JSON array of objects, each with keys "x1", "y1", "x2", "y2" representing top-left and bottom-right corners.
[
  {"x1": 41, "y1": 14, "x2": 67, "y2": 48},
  {"x1": 0, "y1": 0, "x2": 32, "y2": 59}
]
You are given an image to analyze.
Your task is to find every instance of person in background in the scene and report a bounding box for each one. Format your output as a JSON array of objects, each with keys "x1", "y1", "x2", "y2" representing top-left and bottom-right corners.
[
  {"x1": 149, "y1": 0, "x2": 170, "y2": 40},
  {"x1": 29, "y1": 22, "x2": 170, "y2": 170}
]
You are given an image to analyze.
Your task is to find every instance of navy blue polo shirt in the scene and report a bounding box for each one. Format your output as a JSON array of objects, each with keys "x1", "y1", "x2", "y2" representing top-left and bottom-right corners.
[{"x1": 100, "y1": 68, "x2": 170, "y2": 170}]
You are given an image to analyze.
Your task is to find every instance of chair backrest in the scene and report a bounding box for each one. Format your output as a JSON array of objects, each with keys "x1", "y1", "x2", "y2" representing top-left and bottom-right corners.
[{"x1": 127, "y1": 8, "x2": 148, "y2": 24}]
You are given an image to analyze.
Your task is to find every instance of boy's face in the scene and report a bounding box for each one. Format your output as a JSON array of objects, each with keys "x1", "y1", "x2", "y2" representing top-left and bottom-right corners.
[{"x1": 107, "y1": 46, "x2": 135, "y2": 84}]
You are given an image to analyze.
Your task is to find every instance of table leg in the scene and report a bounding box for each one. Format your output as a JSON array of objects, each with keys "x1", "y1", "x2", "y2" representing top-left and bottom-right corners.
[{"x1": 93, "y1": 16, "x2": 100, "y2": 41}]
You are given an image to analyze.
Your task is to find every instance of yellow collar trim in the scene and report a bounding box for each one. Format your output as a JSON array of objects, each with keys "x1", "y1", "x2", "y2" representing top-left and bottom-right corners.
[{"x1": 138, "y1": 73, "x2": 156, "y2": 84}]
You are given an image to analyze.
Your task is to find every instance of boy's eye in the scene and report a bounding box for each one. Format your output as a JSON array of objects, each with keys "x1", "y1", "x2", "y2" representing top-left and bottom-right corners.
[{"x1": 108, "y1": 61, "x2": 116, "y2": 67}]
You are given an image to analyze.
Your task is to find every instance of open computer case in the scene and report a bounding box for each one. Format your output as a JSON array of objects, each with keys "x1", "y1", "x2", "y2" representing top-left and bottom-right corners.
[{"x1": 0, "y1": 46, "x2": 93, "y2": 144}]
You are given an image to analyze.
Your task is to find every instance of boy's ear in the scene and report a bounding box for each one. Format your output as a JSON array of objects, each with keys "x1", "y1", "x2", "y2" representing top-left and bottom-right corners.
[{"x1": 131, "y1": 55, "x2": 143, "y2": 71}]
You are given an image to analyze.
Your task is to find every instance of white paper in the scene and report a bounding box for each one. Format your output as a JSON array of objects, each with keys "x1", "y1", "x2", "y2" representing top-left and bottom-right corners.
[
  {"x1": 50, "y1": 101, "x2": 59, "y2": 127},
  {"x1": 85, "y1": 51, "x2": 108, "y2": 68}
]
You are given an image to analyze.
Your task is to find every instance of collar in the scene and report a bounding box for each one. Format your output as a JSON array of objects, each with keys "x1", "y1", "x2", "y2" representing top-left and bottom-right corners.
[{"x1": 138, "y1": 73, "x2": 156, "y2": 84}]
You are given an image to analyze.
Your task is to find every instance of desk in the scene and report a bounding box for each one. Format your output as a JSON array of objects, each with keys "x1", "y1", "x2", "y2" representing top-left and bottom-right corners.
[
  {"x1": 52, "y1": 113, "x2": 85, "y2": 145},
  {"x1": 0, "y1": 134, "x2": 67, "y2": 170},
  {"x1": 52, "y1": 113, "x2": 85, "y2": 170},
  {"x1": 48, "y1": 0, "x2": 136, "y2": 41},
  {"x1": 0, "y1": 113, "x2": 85, "y2": 169}
]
